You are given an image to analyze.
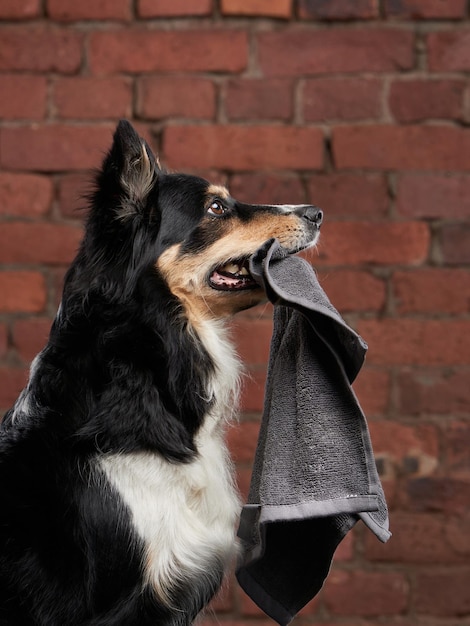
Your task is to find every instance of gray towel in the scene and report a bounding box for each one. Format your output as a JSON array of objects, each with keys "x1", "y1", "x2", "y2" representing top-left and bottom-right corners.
[{"x1": 236, "y1": 239, "x2": 390, "y2": 626}]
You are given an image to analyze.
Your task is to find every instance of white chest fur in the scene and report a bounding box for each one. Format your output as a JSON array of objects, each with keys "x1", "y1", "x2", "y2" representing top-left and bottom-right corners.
[{"x1": 99, "y1": 318, "x2": 242, "y2": 604}]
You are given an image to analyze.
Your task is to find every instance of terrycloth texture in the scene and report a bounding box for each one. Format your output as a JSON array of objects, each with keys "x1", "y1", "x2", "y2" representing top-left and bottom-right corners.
[{"x1": 236, "y1": 240, "x2": 390, "y2": 626}]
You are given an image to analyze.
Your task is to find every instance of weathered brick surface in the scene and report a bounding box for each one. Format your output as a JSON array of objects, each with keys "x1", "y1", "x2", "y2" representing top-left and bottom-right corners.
[
  {"x1": 258, "y1": 29, "x2": 414, "y2": 76},
  {"x1": 54, "y1": 77, "x2": 132, "y2": 120},
  {"x1": 0, "y1": 27, "x2": 83, "y2": 73},
  {"x1": 0, "y1": 223, "x2": 82, "y2": 264},
  {"x1": 47, "y1": 0, "x2": 131, "y2": 21},
  {"x1": 389, "y1": 79, "x2": 465, "y2": 122},
  {"x1": 298, "y1": 0, "x2": 378, "y2": 20},
  {"x1": 0, "y1": 0, "x2": 41, "y2": 19},
  {"x1": 385, "y1": 0, "x2": 467, "y2": 19},
  {"x1": 0, "y1": 125, "x2": 114, "y2": 171},
  {"x1": 0, "y1": 74, "x2": 47, "y2": 120},
  {"x1": 164, "y1": 125, "x2": 324, "y2": 170},
  {"x1": 137, "y1": 77, "x2": 216, "y2": 121},
  {"x1": 396, "y1": 173, "x2": 470, "y2": 218},
  {"x1": 0, "y1": 173, "x2": 53, "y2": 217},
  {"x1": 0, "y1": 272, "x2": 47, "y2": 313},
  {"x1": 138, "y1": 0, "x2": 213, "y2": 17},
  {"x1": 89, "y1": 30, "x2": 248, "y2": 74},
  {"x1": 225, "y1": 79, "x2": 293, "y2": 121},
  {"x1": 303, "y1": 77, "x2": 382, "y2": 121},
  {"x1": 221, "y1": 0, "x2": 292, "y2": 18},
  {"x1": 333, "y1": 125, "x2": 470, "y2": 170},
  {"x1": 1, "y1": 5, "x2": 469, "y2": 625}
]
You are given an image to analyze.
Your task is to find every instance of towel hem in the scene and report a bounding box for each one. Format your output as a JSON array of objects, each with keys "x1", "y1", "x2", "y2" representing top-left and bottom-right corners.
[{"x1": 245, "y1": 494, "x2": 380, "y2": 526}]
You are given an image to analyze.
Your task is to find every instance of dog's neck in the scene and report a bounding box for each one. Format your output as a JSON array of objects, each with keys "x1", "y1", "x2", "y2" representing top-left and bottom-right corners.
[{"x1": 190, "y1": 316, "x2": 242, "y2": 433}]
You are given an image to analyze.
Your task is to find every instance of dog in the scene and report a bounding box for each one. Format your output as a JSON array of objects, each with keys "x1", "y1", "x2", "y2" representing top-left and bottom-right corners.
[{"x1": 0, "y1": 120, "x2": 322, "y2": 625}]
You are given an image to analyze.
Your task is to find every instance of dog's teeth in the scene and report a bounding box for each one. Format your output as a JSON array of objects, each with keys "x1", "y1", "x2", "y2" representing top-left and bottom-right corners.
[
  {"x1": 224, "y1": 263, "x2": 239, "y2": 274},
  {"x1": 239, "y1": 267, "x2": 249, "y2": 276}
]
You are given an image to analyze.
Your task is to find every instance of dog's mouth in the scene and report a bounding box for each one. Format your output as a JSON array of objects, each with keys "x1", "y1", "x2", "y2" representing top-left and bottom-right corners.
[{"x1": 208, "y1": 259, "x2": 259, "y2": 291}]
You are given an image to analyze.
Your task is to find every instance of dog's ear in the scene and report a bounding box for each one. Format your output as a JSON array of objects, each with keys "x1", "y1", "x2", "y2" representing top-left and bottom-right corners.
[{"x1": 100, "y1": 120, "x2": 159, "y2": 219}]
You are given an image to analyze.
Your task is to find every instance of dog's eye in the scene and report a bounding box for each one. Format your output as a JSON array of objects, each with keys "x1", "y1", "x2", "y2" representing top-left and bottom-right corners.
[{"x1": 208, "y1": 201, "x2": 226, "y2": 216}]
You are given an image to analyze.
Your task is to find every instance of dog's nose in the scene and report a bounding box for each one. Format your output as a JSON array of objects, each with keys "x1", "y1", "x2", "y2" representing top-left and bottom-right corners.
[{"x1": 296, "y1": 205, "x2": 323, "y2": 226}]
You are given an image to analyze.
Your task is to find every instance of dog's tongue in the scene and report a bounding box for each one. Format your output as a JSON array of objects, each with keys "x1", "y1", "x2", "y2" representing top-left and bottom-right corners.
[{"x1": 211, "y1": 271, "x2": 246, "y2": 289}]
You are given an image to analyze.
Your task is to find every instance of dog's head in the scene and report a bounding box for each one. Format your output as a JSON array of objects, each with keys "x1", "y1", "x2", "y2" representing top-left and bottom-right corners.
[{"x1": 78, "y1": 121, "x2": 322, "y2": 321}]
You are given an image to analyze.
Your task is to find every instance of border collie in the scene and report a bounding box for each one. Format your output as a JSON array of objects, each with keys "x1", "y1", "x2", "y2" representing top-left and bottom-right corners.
[{"x1": 0, "y1": 121, "x2": 322, "y2": 625}]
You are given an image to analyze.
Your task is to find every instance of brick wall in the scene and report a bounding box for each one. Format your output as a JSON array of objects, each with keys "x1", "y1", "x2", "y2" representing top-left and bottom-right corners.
[{"x1": 1, "y1": 0, "x2": 470, "y2": 623}]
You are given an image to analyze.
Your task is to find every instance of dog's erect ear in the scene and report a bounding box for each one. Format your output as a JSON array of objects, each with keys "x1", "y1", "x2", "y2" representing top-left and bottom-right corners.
[{"x1": 101, "y1": 120, "x2": 159, "y2": 219}]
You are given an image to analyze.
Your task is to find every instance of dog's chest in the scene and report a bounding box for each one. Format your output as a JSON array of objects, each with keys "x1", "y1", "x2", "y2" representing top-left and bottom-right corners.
[{"x1": 99, "y1": 319, "x2": 241, "y2": 603}]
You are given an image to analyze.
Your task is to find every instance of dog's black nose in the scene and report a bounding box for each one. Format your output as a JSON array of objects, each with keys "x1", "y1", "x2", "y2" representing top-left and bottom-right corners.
[{"x1": 297, "y1": 205, "x2": 323, "y2": 226}]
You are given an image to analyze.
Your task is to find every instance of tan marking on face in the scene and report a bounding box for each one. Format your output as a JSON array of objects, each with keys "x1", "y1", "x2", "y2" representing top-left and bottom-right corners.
[
  {"x1": 206, "y1": 184, "x2": 230, "y2": 200},
  {"x1": 156, "y1": 211, "x2": 311, "y2": 324}
]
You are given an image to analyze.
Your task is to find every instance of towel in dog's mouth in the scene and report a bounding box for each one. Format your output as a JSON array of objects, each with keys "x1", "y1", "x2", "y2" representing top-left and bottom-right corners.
[{"x1": 209, "y1": 259, "x2": 259, "y2": 291}]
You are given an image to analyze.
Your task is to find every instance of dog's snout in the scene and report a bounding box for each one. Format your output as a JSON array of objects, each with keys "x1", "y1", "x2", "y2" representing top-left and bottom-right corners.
[{"x1": 296, "y1": 205, "x2": 323, "y2": 226}]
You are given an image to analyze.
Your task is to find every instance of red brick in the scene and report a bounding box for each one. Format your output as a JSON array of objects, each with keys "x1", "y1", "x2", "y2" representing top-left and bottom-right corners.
[
  {"x1": 221, "y1": 0, "x2": 292, "y2": 18},
  {"x1": 0, "y1": 27, "x2": 82, "y2": 73},
  {"x1": 54, "y1": 77, "x2": 132, "y2": 120},
  {"x1": 369, "y1": 421, "x2": 439, "y2": 471},
  {"x1": 12, "y1": 319, "x2": 52, "y2": 362},
  {"x1": 225, "y1": 79, "x2": 293, "y2": 121},
  {"x1": 0, "y1": 74, "x2": 47, "y2": 119},
  {"x1": 299, "y1": 0, "x2": 378, "y2": 19},
  {"x1": 415, "y1": 568, "x2": 470, "y2": 616},
  {"x1": 227, "y1": 421, "x2": 260, "y2": 464},
  {"x1": 322, "y1": 570, "x2": 408, "y2": 616},
  {"x1": 47, "y1": 0, "x2": 131, "y2": 20},
  {"x1": 0, "y1": 368, "x2": 29, "y2": 410},
  {"x1": 138, "y1": 0, "x2": 212, "y2": 16},
  {"x1": 258, "y1": 29, "x2": 413, "y2": 76},
  {"x1": 396, "y1": 173, "x2": 470, "y2": 219},
  {"x1": 0, "y1": 223, "x2": 82, "y2": 265},
  {"x1": 0, "y1": 173, "x2": 53, "y2": 218},
  {"x1": 352, "y1": 368, "x2": 390, "y2": 416},
  {"x1": 137, "y1": 77, "x2": 216, "y2": 121},
  {"x1": 307, "y1": 173, "x2": 389, "y2": 218},
  {"x1": 89, "y1": 30, "x2": 248, "y2": 74},
  {"x1": 446, "y1": 514, "x2": 470, "y2": 556},
  {"x1": 236, "y1": 467, "x2": 253, "y2": 502},
  {"x1": 303, "y1": 77, "x2": 382, "y2": 122},
  {"x1": 389, "y1": 79, "x2": 464, "y2": 123},
  {"x1": 397, "y1": 368, "x2": 470, "y2": 416},
  {"x1": 357, "y1": 319, "x2": 470, "y2": 366},
  {"x1": 315, "y1": 221, "x2": 430, "y2": 266},
  {"x1": 407, "y1": 477, "x2": 470, "y2": 514},
  {"x1": 0, "y1": 325, "x2": 7, "y2": 359},
  {"x1": 333, "y1": 529, "x2": 354, "y2": 561},
  {"x1": 428, "y1": 30, "x2": 470, "y2": 71},
  {"x1": 57, "y1": 173, "x2": 91, "y2": 218},
  {"x1": 0, "y1": 125, "x2": 113, "y2": 172},
  {"x1": 440, "y1": 223, "x2": 470, "y2": 264},
  {"x1": 0, "y1": 0, "x2": 40, "y2": 18},
  {"x1": 240, "y1": 369, "x2": 266, "y2": 413},
  {"x1": 0, "y1": 272, "x2": 47, "y2": 314},
  {"x1": 445, "y1": 421, "x2": 470, "y2": 473},
  {"x1": 319, "y1": 270, "x2": 386, "y2": 313},
  {"x1": 333, "y1": 125, "x2": 470, "y2": 171},
  {"x1": 164, "y1": 125, "x2": 324, "y2": 171},
  {"x1": 231, "y1": 318, "x2": 273, "y2": 365},
  {"x1": 393, "y1": 269, "x2": 470, "y2": 314},
  {"x1": 385, "y1": 0, "x2": 466, "y2": 18},
  {"x1": 365, "y1": 512, "x2": 467, "y2": 564},
  {"x1": 229, "y1": 174, "x2": 305, "y2": 205}
]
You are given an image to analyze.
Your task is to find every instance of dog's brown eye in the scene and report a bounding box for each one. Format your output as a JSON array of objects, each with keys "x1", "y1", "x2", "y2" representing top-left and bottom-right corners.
[{"x1": 208, "y1": 201, "x2": 226, "y2": 216}]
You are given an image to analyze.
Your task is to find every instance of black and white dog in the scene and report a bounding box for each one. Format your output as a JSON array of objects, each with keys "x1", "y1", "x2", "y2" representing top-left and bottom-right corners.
[{"x1": 0, "y1": 121, "x2": 322, "y2": 625}]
